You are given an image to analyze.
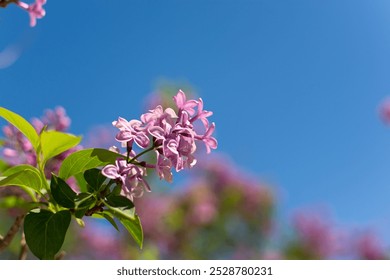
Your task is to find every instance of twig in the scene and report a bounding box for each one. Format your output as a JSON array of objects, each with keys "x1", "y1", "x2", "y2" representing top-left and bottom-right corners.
[
  {"x1": 0, "y1": 214, "x2": 25, "y2": 252},
  {"x1": 18, "y1": 233, "x2": 28, "y2": 260},
  {"x1": 0, "y1": 0, "x2": 18, "y2": 8}
]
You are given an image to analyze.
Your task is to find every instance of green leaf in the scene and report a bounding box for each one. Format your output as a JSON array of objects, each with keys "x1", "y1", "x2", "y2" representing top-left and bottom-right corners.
[
  {"x1": 106, "y1": 195, "x2": 134, "y2": 209},
  {"x1": 84, "y1": 168, "x2": 107, "y2": 192},
  {"x1": 74, "y1": 192, "x2": 96, "y2": 218},
  {"x1": 0, "y1": 167, "x2": 43, "y2": 200},
  {"x1": 104, "y1": 199, "x2": 135, "y2": 220},
  {"x1": 75, "y1": 192, "x2": 96, "y2": 209},
  {"x1": 0, "y1": 159, "x2": 9, "y2": 173},
  {"x1": 59, "y1": 148, "x2": 124, "y2": 180},
  {"x1": 2, "y1": 165, "x2": 44, "y2": 190},
  {"x1": 103, "y1": 197, "x2": 142, "y2": 247},
  {"x1": 0, "y1": 196, "x2": 45, "y2": 211},
  {"x1": 111, "y1": 184, "x2": 122, "y2": 196},
  {"x1": 74, "y1": 172, "x2": 88, "y2": 193},
  {"x1": 40, "y1": 130, "x2": 81, "y2": 162},
  {"x1": 92, "y1": 211, "x2": 120, "y2": 231},
  {"x1": 0, "y1": 107, "x2": 39, "y2": 151},
  {"x1": 118, "y1": 215, "x2": 143, "y2": 249},
  {"x1": 50, "y1": 174, "x2": 77, "y2": 208},
  {"x1": 24, "y1": 209, "x2": 71, "y2": 260}
]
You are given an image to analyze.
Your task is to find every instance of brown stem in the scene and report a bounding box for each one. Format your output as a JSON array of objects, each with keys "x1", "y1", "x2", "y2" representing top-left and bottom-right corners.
[
  {"x1": 18, "y1": 233, "x2": 28, "y2": 260},
  {"x1": 0, "y1": 214, "x2": 25, "y2": 252},
  {"x1": 0, "y1": 0, "x2": 18, "y2": 8},
  {"x1": 85, "y1": 204, "x2": 104, "y2": 216}
]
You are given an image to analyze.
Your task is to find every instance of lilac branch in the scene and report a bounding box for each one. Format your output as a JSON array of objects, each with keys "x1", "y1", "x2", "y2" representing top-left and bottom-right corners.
[{"x1": 0, "y1": 214, "x2": 25, "y2": 252}]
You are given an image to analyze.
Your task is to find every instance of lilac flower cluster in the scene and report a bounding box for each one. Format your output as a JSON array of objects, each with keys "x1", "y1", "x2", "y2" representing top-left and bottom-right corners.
[{"x1": 102, "y1": 90, "x2": 217, "y2": 200}]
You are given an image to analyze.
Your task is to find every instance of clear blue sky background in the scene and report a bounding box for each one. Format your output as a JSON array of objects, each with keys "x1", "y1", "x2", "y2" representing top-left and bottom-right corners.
[{"x1": 2, "y1": 1, "x2": 390, "y2": 239}]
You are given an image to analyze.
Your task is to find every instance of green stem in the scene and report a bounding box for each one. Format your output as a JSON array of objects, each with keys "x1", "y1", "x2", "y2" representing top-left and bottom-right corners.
[{"x1": 128, "y1": 146, "x2": 157, "y2": 164}]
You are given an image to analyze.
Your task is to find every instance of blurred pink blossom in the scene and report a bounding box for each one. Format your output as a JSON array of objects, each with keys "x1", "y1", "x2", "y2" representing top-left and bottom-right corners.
[
  {"x1": 354, "y1": 232, "x2": 387, "y2": 260},
  {"x1": 292, "y1": 212, "x2": 342, "y2": 259},
  {"x1": 379, "y1": 98, "x2": 390, "y2": 124}
]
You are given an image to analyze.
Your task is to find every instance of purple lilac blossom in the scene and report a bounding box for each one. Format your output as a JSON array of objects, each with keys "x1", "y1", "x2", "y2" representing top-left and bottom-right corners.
[
  {"x1": 291, "y1": 212, "x2": 342, "y2": 259},
  {"x1": 32, "y1": 106, "x2": 70, "y2": 132},
  {"x1": 2, "y1": 124, "x2": 36, "y2": 166},
  {"x1": 101, "y1": 158, "x2": 151, "y2": 200},
  {"x1": 15, "y1": 0, "x2": 46, "y2": 27},
  {"x1": 354, "y1": 232, "x2": 387, "y2": 260},
  {"x1": 102, "y1": 90, "x2": 217, "y2": 198}
]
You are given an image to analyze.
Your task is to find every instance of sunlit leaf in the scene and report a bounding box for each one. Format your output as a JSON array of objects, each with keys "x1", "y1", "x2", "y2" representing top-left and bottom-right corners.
[
  {"x1": 0, "y1": 159, "x2": 9, "y2": 173},
  {"x1": 0, "y1": 107, "x2": 39, "y2": 151},
  {"x1": 40, "y1": 130, "x2": 81, "y2": 162},
  {"x1": 0, "y1": 167, "x2": 43, "y2": 199},
  {"x1": 59, "y1": 148, "x2": 124, "y2": 180},
  {"x1": 2, "y1": 165, "x2": 44, "y2": 190},
  {"x1": 118, "y1": 215, "x2": 143, "y2": 249}
]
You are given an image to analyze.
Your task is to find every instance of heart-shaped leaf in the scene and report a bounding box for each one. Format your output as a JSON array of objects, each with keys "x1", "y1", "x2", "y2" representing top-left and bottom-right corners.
[{"x1": 24, "y1": 209, "x2": 71, "y2": 260}]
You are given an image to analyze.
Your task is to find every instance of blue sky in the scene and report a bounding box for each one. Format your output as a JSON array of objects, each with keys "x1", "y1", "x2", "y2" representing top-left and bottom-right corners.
[{"x1": 2, "y1": 1, "x2": 390, "y2": 238}]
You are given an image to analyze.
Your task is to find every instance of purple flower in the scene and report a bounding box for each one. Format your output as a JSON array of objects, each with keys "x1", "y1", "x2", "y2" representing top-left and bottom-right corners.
[
  {"x1": 155, "y1": 153, "x2": 173, "y2": 183},
  {"x1": 32, "y1": 106, "x2": 71, "y2": 133},
  {"x1": 173, "y1": 89, "x2": 198, "y2": 116},
  {"x1": 2, "y1": 124, "x2": 36, "y2": 166},
  {"x1": 292, "y1": 212, "x2": 341, "y2": 259},
  {"x1": 16, "y1": 0, "x2": 47, "y2": 27},
  {"x1": 354, "y1": 232, "x2": 387, "y2": 260},
  {"x1": 113, "y1": 117, "x2": 149, "y2": 149},
  {"x1": 190, "y1": 98, "x2": 213, "y2": 129},
  {"x1": 108, "y1": 89, "x2": 217, "y2": 185},
  {"x1": 195, "y1": 122, "x2": 217, "y2": 154},
  {"x1": 102, "y1": 158, "x2": 150, "y2": 200},
  {"x1": 148, "y1": 91, "x2": 216, "y2": 172}
]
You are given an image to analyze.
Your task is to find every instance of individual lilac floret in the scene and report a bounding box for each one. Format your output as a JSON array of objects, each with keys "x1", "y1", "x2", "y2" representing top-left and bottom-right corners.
[
  {"x1": 102, "y1": 158, "x2": 151, "y2": 200},
  {"x1": 112, "y1": 117, "x2": 149, "y2": 149},
  {"x1": 16, "y1": 0, "x2": 47, "y2": 27},
  {"x1": 155, "y1": 152, "x2": 173, "y2": 183},
  {"x1": 173, "y1": 90, "x2": 198, "y2": 116}
]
